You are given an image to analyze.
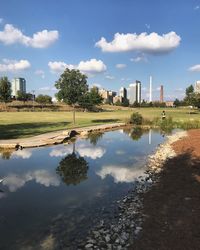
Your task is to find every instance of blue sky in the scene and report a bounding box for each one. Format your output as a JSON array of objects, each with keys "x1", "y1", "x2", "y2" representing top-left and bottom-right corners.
[{"x1": 0, "y1": 0, "x2": 200, "y2": 101}]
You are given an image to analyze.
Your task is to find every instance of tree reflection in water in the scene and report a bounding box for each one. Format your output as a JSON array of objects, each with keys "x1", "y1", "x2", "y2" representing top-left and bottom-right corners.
[
  {"x1": 123, "y1": 127, "x2": 143, "y2": 141},
  {"x1": 0, "y1": 149, "x2": 13, "y2": 160},
  {"x1": 87, "y1": 132, "x2": 103, "y2": 146},
  {"x1": 56, "y1": 143, "x2": 89, "y2": 185}
]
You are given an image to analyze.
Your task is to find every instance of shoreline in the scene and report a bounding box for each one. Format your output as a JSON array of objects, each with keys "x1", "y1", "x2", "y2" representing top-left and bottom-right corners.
[
  {"x1": 0, "y1": 122, "x2": 127, "y2": 149},
  {"x1": 75, "y1": 130, "x2": 188, "y2": 249}
]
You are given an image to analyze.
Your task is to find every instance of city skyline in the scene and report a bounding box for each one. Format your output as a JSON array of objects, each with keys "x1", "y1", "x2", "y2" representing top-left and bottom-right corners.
[{"x1": 0, "y1": 0, "x2": 200, "y2": 101}]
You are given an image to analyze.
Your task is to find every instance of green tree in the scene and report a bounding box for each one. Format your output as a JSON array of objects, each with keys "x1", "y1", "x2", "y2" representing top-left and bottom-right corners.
[
  {"x1": 55, "y1": 68, "x2": 88, "y2": 124},
  {"x1": 17, "y1": 90, "x2": 27, "y2": 102},
  {"x1": 35, "y1": 94, "x2": 52, "y2": 104},
  {"x1": 173, "y1": 98, "x2": 180, "y2": 107},
  {"x1": 186, "y1": 84, "x2": 194, "y2": 97},
  {"x1": 0, "y1": 77, "x2": 11, "y2": 103},
  {"x1": 79, "y1": 87, "x2": 103, "y2": 111},
  {"x1": 122, "y1": 98, "x2": 129, "y2": 107}
]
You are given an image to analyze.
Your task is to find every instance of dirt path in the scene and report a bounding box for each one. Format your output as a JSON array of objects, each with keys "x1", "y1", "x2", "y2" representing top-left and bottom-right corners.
[{"x1": 131, "y1": 129, "x2": 200, "y2": 250}]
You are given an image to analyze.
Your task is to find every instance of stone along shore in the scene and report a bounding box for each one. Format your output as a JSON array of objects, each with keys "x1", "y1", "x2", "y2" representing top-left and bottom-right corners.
[{"x1": 64, "y1": 130, "x2": 187, "y2": 250}]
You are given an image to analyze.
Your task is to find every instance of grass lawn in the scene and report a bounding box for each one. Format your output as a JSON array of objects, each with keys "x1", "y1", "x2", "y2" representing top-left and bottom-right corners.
[{"x1": 0, "y1": 107, "x2": 199, "y2": 139}]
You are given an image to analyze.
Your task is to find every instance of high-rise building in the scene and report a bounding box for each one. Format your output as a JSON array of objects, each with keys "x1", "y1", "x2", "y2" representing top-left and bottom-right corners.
[
  {"x1": 11, "y1": 77, "x2": 26, "y2": 97},
  {"x1": 119, "y1": 87, "x2": 127, "y2": 100},
  {"x1": 160, "y1": 85, "x2": 164, "y2": 102},
  {"x1": 194, "y1": 81, "x2": 200, "y2": 93},
  {"x1": 136, "y1": 80, "x2": 141, "y2": 104},
  {"x1": 149, "y1": 76, "x2": 152, "y2": 103},
  {"x1": 129, "y1": 80, "x2": 141, "y2": 105}
]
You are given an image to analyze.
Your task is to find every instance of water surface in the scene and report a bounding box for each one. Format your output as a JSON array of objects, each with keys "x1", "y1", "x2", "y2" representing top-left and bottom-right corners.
[{"x1": 0, "y1": 128, "x2": 165, "y2": 249}]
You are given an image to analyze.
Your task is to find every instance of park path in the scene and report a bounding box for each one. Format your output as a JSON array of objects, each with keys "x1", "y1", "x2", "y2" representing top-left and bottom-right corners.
[{"x1": 0, "y1": 122, "x2": 125, "y2": 149}]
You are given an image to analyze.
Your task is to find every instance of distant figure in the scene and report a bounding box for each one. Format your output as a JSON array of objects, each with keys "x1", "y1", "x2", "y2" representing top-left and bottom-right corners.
[{"x1": 162, "y1": 110, "x2": 166, "y2": 120}]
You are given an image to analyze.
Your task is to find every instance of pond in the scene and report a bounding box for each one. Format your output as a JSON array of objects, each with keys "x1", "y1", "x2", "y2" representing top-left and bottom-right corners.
[{"x1": 0, "y1": 128, "x2": 166, "y2": 250}]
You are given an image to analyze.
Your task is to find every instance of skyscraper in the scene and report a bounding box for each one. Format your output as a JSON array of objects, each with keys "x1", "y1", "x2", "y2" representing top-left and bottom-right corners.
[
  {"x1": 128, "y1": 81, "x2": 141, "y2": 105},
  {"x1": 11, "y1": 78, "x2": 26, "y2": 97},
  {"x1": 149, "y1": 76, "x2": 152, "y2": 102},
  {"x1": 119, "y1": 87, "x2": 127, "y2": 99},
  {"x1": 194, "y1": 81, "x2": 200, "y2": 93},
  {"x1": 160, "y1": 85, "x2": 164, "y2": 102}
]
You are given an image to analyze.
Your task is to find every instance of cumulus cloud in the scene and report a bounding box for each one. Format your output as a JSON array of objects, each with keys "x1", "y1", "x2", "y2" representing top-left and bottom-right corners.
[
  {"x1": 48, "y1": 61, "x2": 74, "y2": 73},
  {"x1": 194, "y1": 5, "x2": 200, "y2": 10},
  {"x1": 3, "y1": 170, "x2": 60, "y2": 192},
  {"x1": 35, "y1": 69, "x2": 45, "y2": 79},
  {"x1": 0, "y1": 59, "x2": 31, "y2": 72},
  {"x1": 78, "y1": 59, "x2": 107, "y2": 74},
  {"x1": 48, "y1": 59, "x2": 107, "y2": 75},
  {"x1": 188, "y1": 64, "x2": 200, "y2": 72},
  {"x1": 116, "y1": 63, "x2": 126, "y2": 69},
  {"x1": 0, "y1": 24, "x2": 59, "y2": 48},
  {"x1": 96, "y1": 164, "x2": 146, "y2": 183},
  {"x1": 76, "y1": 144, "x2": 106, "y2": 159},
  {"x1": 95, "y1": 31, "x2": 181, "y2": 54}
]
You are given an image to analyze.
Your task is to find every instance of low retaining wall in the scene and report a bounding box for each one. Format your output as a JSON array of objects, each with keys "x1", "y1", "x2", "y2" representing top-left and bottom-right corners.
[{"x1": 0, "y1": 123, "x2": 126, "y2": 149}]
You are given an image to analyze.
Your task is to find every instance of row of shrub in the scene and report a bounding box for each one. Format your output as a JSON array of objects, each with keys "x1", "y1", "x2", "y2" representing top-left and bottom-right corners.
[{"x1": 129, "y1": 112, "x2": 200, "y2": 130}]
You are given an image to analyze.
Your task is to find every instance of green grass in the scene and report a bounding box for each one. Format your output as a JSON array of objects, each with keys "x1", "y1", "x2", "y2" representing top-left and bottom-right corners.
[{"x1": 0, "y1": 107, "x2": 200, "y2": 139}]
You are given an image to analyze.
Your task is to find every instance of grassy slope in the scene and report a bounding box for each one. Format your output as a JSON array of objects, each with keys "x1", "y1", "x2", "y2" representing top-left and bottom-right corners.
[{"x1": 0, "y1": 107, "x2": 199, "y2": 139}]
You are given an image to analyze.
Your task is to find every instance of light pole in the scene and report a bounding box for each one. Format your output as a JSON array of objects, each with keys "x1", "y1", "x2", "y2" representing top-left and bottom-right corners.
[{"x1": 32, "y1": 90, "x2": 35, "y2": 111}]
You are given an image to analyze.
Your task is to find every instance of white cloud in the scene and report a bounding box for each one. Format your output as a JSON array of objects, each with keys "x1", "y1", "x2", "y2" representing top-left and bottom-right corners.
[
  {"x1": 105, "y1": 75, "x2": 115, "y2": 80},
  {"x1": 48, "y1": 61, "x2": 74, "y2": 73},
  {"x1": 35, "y1": 69, "x2": 45, "y2": 79},
  {"x1": 49, "y1": 146, "x2": 73, "y2": 157},
  {"x1": 3, "y1": 170, "x2": 60, "y2": 192},
  {"x1": 78, "y1": 59, "x2": 107, "y2": 74},
  {"x1": 130, "y1": 54, "x2": 148, "y2": 63},
  {"x1": 116, "y1": 63, "x2": 126, "y2": 69},
  {"x1": 0, "y1": 24, "x2": 59, "y2": 48},
  {"x1": 48, "y1": 59, "x2": 107, "y2": 75},
  {"x1": 95, "y1": 31, "x2": 181, "y2": 54},
  {"x1": 194, "y1": 5, "x2": 200, "y2": 10},
  {"x1": 116, "y1": 150, "x2": 125, "y2": 155},
  {"x1": 0, "y1": 59, "x2": 31, "y2": 72},
  {"x1": 12, "y1": 149, "x2": 32, "y2": 159},
  {"x1": 77, "y1": 144, "x2": 106, "y2": 159},
  {"x1": 188, "y1": 64, "x2": 200, "y2": 72},
  {"x1": 96, "y1": 164, "x2": 146, "y2": 183},
  {"x1": 0, "y1": 18, "x2": 3, "y2": 24}
]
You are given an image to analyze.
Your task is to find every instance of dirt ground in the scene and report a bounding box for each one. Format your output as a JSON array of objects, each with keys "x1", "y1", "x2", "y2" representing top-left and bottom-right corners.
[{"x1": 131, "y1": 129, "x2": 200, "y2": 250}]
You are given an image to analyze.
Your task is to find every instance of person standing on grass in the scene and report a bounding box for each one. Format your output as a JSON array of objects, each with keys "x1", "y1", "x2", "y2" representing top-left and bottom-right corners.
[{"x1": 162, "y1": 110, "x2": 166, "y2": 120}]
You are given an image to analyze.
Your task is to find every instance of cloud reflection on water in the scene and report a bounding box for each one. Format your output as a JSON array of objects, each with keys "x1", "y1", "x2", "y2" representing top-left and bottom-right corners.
[
  {"x1": 3, "y1": 170, "x2": 60, "y2": 192},
  {"x1": 96, "y1": 164, "x2": 146, "y2": 183}
]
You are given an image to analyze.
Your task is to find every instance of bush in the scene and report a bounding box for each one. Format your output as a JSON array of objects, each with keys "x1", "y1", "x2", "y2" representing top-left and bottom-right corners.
[{"x1": 129, "y1": 112, "x2": 143, "y2": 125}]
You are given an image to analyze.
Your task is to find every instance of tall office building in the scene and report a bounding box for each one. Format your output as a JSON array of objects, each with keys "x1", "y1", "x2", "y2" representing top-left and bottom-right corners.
[
  {"x1": 160, "y1": 85, "x2": 164, "y2": 102},
  {"x1": 194, "y1": 81, "x2": 200, "y2": 93},
  {"x1": 149, "y1": 76, "x2": 152, "y2": 102},
  {"x1": 136, "y1": 80, "x2": 141, "y2": 104},
  {"x1": 129, "y1": 80, "x2": 141, "y2": 105},
  {"x1": 119, "y1": 87, "x2": 127, "y2": 100},
  {"x1": 11, "y1": 78, "x2": 26, "y2": 97}
]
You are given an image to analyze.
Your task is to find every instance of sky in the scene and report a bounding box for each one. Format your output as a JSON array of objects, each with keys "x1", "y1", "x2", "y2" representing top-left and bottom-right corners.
[{"x1": 0, "y1": 0, "x2": 200, "y2": 101}]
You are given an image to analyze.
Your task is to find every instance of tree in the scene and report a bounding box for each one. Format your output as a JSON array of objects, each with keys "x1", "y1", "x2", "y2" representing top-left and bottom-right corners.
[
  {"x1": 173, "y1": 98, "x2": 180, "y2": 107},
  {"x1": 186, "y1": 84, "x2": 194, "y2": 97},
  {"x1": 35, "y1": 94, "x2": 52, "y2": 104},
  {"x1": 122, "y1": 99, "x2": 129, "y2": 107},
  {"x1": 0, "y1": 77, "x2": 11, "y2": 103},
  {"x1": 17, "y1": 90, "x2": 27, "y2": 102},
  {"x1": 78, "y1": 87, "x2": 103, "y2": 111},
  {"x1": 55, "y1": 68, "x2": 88, "y2": 124}
]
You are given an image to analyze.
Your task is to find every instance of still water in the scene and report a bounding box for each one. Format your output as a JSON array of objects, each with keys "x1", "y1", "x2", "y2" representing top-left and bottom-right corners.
[{"x1": 0, "y1": 128, "x2": 165, "y2": 249}]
